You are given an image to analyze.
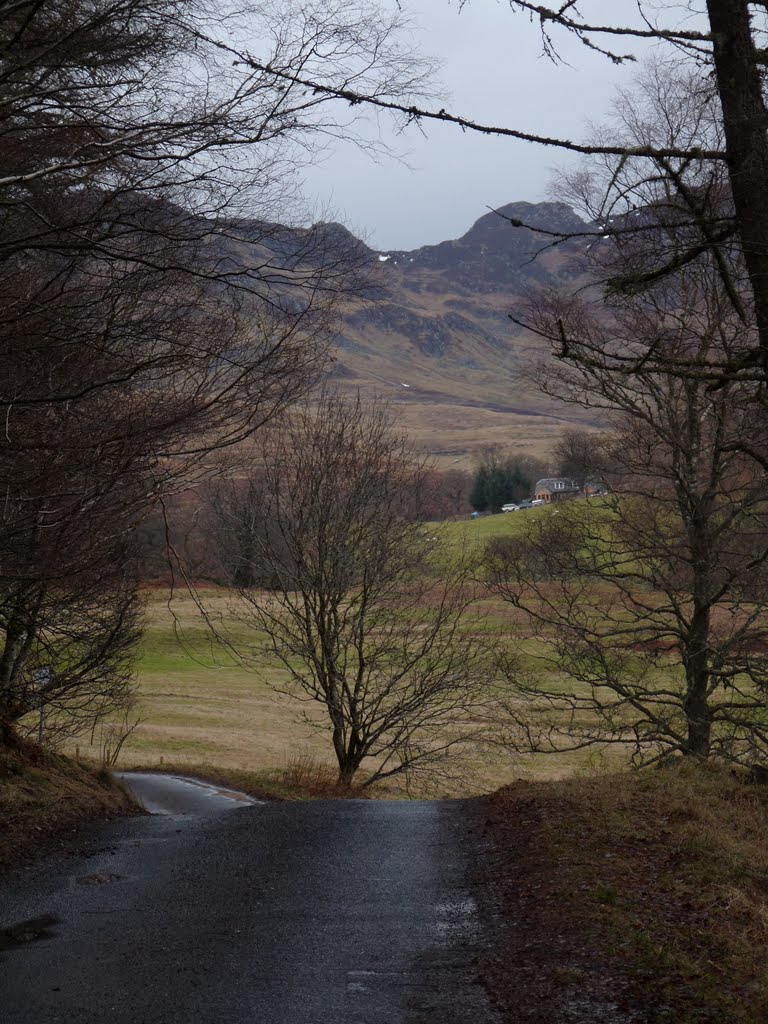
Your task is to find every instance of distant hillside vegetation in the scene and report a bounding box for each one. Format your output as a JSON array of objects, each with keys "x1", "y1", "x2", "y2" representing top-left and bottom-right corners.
[
  {"x1": 329, "y1": 202, "x2": 602, "y2": 465},
  {"x1": 215, "y1": 202, "x2": 603, "y2": 465}
]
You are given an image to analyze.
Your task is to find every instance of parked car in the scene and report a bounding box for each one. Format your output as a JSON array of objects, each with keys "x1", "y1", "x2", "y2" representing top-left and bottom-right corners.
[
  {"x1": 531, "y1": 498, "x2": 545, "y2": 506},
  {"x1": 518, "y1": 499, "x2": 533, "y2": 509},
  {"x1": 501, "y1": 503, "x2": 518, "y2": 513}
]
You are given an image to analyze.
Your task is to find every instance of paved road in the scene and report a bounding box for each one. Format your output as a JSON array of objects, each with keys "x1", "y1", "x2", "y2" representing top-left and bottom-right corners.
[
  {"x1": 113, "y1": 771, "x2": 262, "y2": 815},
  {"x1": 0, "y1": 778, "x2": 501, "y2": 1023}
]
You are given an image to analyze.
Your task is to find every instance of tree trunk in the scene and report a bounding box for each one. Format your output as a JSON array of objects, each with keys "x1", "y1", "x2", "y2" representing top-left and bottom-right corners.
[
  {"x1": 0, "y1": 716, "x2": 21, "y2": 749},
  {"x1": 337, "y1": 762, "x2": 357, "y2": 787},
  {"x1": 683, "y1": 605, "x2": 712, "y2": 758},
  {"x1": 335, "y1": 728, "x2": 363, "y2": 787},
  {"x1": 0, "y1": 620, "x2": 28, "y2": 725},
  {"x1": 706, "y1": 0, "x2": 768, "y2": 372},
  {"x1": 683, "y1": 685, "x2": 712, "y2": 758}
]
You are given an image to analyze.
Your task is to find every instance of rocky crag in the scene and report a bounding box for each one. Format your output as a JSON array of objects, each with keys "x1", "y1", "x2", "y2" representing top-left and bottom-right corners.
[{"x1": 329, "y1": 202, "x2": 598, "y2": 463}]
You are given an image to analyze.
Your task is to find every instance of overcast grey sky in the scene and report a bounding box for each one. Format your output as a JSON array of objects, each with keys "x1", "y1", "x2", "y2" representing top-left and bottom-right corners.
[{"x1": 301, "y1": 0, "x2": 660, "y2": 251}]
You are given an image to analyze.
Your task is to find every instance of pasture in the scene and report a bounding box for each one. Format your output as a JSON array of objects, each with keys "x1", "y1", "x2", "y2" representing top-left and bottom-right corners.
[
  {"x1": 69, "y1": 589, "x2": 605, "y2": 797},
  {"x1": 68, "y1": 502, "x2": 663, "y2": 796}
]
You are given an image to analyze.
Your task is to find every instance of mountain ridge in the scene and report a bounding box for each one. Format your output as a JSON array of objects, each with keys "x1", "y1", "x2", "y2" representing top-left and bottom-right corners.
[{"x1": 327, "y1": 200, "x2": 598, "y2": 464}]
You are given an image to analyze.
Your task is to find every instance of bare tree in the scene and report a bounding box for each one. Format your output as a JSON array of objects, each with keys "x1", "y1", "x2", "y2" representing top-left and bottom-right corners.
[
  {"x1": 0, "y1": 0, "x2": 429, "y2": 265},
  {"x1": 436, "y1": 468, "x2": 473, "y2": 519},
  {"x1": 218, "y1": 394, "x2": 492, "y2": 789},
  {"x1": 0, "y1": 0, "x2": 431, "y2": 747},
  {"x1": 486, "y1": 255, "x2": 768, "y2": 769},
  {"x1": 0, "y1": 0, "x2": 431, "y2": 509},
  {"x1": 0, "y1": 371, "x2": 150, "y2": 740},
  {"x1": 550, "y1": 429, "x2": 607, "y2": 489},
  {"x1": 527, "y1": 62, "x2": 748, "y2": 381},
  {"x1": 0, "y1": 564, "x2": 143, "y2": 749}
]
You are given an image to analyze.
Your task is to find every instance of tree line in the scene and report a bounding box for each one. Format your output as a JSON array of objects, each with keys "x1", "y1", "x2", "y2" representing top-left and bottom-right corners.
[
  {"x1": 468, "y1": 453, "x2": 544, "y2": 514},
  {"x1": 466, "y1": 431, "x2": 602, "y2": 513}
]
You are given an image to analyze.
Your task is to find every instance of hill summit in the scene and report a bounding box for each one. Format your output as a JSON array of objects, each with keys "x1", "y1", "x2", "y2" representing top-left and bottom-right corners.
[
  {"x1": 331, "y1": 201, "x2": 596, "y2": 463},
  {"x1": 382, "y1": 201, "x2": 588, "y2": 291}
]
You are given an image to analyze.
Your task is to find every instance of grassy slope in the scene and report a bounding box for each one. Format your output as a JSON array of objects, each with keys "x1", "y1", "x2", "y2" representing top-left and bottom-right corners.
[
  {"x1": 441, "y1": 505, "x2": 543, "y2": 545},
  {"x1": 481, "y1": 762, "x2": 768, "y2": 1024},
  {"x1": 0, "y1": 739, "x2": 138, "y2": 871}
]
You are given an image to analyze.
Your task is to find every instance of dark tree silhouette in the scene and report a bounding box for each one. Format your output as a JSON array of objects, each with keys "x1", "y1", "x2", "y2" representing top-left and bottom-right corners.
[{"x1": 0, "y1": 0, "x2": 430, "y2": 745}]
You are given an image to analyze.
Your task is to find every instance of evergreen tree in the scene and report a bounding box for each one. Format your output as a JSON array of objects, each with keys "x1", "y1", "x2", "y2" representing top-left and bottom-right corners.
[{"x1": 469, "y1": 466, "x2": 490, "y2": 511}]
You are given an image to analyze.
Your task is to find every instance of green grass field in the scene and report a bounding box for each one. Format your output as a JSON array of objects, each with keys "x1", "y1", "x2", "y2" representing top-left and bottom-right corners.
[
  {"x1": 64, "y1": 502, "x2": 644, "y2": 796},
  {"x1": 63, "y1": 574, "x2": 608, "y2": 796},
  {"x1": 103, "y1": 590, "x2": 336, "y2": 774},
  {"x1": 443, "y1": 505, "x2": 543, "y2": 544},
  {"x1": 440, "y1": 496, "x2": 612, "y2": 548}
]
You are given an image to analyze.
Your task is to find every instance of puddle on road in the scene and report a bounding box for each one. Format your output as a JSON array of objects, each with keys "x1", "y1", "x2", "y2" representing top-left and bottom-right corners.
[
  {"x1": 0, "y1": 915, "x2": 59, "y2": 952},
  {"x1": 151, "y1": 774, "x2": 257, "y2": 803},
  {"x1": 193, "y1": 781, "x2": 254, "y2": 803},
  {"x1": 115, "y1": 772, "x2": 261, "y2": 815}
]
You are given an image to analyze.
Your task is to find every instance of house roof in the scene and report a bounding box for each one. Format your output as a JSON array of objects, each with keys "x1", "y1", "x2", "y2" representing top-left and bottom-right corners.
[{"x1": 534, "y1": 478, "x2": 580, "y2": 492}]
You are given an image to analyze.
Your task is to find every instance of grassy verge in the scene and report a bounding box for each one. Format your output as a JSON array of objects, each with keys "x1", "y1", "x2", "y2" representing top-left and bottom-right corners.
[
  {"x1": 481, "y1": 761, "x2": 768, "y2": 1023},
  {"x1": 120, "y1": 753, "x2": 370, "y2": 802},
  {"x1": 0, "y1": 738, "x2": 139, "y2": 872}
]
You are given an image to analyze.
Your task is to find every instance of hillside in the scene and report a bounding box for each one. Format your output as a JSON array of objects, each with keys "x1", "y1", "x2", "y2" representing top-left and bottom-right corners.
[{"x1": 329, "y1": 201, "x2": 600, "y2": 465}]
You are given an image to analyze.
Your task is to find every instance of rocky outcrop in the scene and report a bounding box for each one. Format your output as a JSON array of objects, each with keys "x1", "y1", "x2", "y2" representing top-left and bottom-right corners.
[
  {"x1": 335, "y1": 201, "x2": 591, "y2": 374},
  {"x1": 380, "y1": 201, "x2": 589, "y2": 293}
]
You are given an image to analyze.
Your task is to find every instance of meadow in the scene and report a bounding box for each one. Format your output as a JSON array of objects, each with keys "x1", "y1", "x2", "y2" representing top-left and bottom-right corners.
[
  {"x1": 68, "y1": 501, "x2": 667, "y2": 796},
  {"x1": 61, "y1": 506, "x2": 610, "y2": 795},
  {"x1": 99, "y1": 589, "x2": 335, "y2": 776}
]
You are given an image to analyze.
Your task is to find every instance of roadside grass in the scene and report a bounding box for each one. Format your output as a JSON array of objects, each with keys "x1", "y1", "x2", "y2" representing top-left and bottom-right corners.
[
  {"x1": 119, "y1": 752, "x2": 374, "y2": 802},
  {"x1": 484, "y1": 761, "x2": 768, "y2": 1023},
  {"x1": 0, "y1": 738, "x2": 138, "y2": 870}
]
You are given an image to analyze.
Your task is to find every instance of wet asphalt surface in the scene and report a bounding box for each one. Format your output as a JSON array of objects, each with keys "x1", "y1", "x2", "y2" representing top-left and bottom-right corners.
[
  {"x1": 0, "y1": 774, "x2": 502, "y2": 1023},
  {"x1": 113, "y1": 771, "x2": 263, "y2": 815}
]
